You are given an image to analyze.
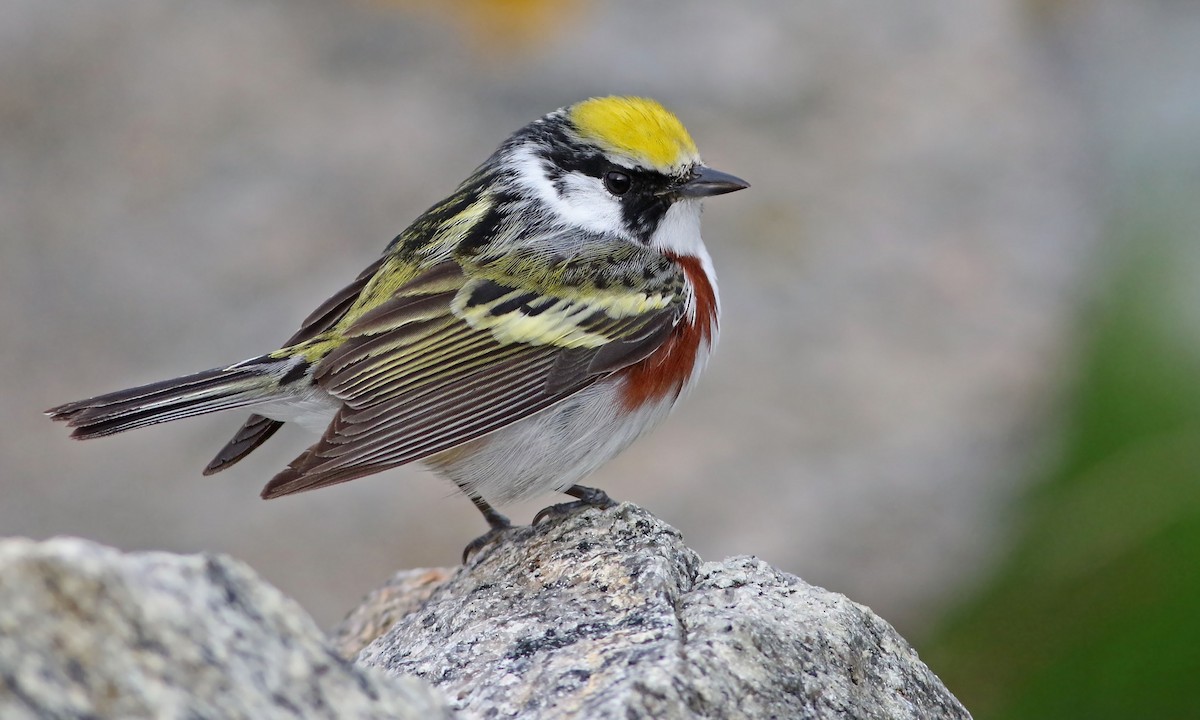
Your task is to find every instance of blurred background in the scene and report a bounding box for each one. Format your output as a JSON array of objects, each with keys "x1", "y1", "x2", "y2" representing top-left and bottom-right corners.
[{"x1": 2, "y1": 1, "x2": 1197, "y2": 716}]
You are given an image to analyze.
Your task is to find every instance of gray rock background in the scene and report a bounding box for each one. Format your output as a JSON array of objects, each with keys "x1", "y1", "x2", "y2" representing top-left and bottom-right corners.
[
  {"x1": 0, "y1": 536, "x2": 453, "y2": 720},
  {"x1": 6, "y1": 0, "x2": 1187, "y2": 644},
  {"x1": 350, "y1": 503, "x2": 969, "y2": 719},
  {"x1": 0, "y1": 506, "x2": 968, "y2": 719}
]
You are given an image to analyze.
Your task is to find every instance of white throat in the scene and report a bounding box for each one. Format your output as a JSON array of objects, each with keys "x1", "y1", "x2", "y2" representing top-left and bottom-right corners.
[
  {"x1": 651, "y1": 198, "x2": 707, "y2": 257},
  {"x1": 652, "y1": 199, "x2": 720, "y2": 325}
]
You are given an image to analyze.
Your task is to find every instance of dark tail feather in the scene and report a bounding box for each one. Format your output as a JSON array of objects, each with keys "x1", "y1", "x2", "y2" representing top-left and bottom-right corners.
[
  {"x1": 47, "y1": 359, "x2": 288, "y2": 440},
  {"x1": 202, "y1": 413, "x2": 284, "y2": 475},
  {"x1": 260, "y1": 453, "x2": 386, "y2": 499}
]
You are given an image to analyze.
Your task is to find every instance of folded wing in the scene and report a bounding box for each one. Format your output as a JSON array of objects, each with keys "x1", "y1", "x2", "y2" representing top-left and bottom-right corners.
[{"x1": 261, "y1": 239, "x2": 686, "y2": 498}]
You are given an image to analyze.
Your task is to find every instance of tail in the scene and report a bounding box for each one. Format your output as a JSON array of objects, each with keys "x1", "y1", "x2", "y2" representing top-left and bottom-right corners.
[{"x1": 47, "y1": 356, "x2": 302, "y2": 440}]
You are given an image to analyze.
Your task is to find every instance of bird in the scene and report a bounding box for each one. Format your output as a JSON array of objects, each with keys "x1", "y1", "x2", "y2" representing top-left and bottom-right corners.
[{"x1": 47, "y1": 96, "x2": 748, "y2": 557}]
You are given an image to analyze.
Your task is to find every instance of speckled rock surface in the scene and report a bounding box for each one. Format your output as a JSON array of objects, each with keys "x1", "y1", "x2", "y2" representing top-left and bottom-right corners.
[
  {"x1": 333, "y1": 566, "x2": 454, "y2": 660},
  {"x1": 0, "y1": 537, "x2": 453, "y2": 720},
  {"x1": 355, "y1": 504, "x2": 970, "y2": 719}
]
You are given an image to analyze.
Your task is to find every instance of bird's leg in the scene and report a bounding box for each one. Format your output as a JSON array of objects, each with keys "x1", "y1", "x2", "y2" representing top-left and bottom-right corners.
[
  {"x1": 461, "y1": 495, "x2": 513, "y2": 563},
  {"x1": 473, "y1": 495, "x2": 511, "y2": 530},
  {"x1": 532, "y1": 483, "x2": 618, "y2": 525}
]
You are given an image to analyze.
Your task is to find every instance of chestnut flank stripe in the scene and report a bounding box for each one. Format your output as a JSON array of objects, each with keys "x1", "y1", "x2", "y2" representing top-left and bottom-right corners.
[{"x1": 618, "y1": 253, "x2": 715, "y2": 410}]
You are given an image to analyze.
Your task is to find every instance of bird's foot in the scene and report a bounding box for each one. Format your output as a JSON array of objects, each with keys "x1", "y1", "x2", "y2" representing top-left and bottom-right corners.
[
  {"x1": 461, "y1": 524, "x2": 517, "y2": 563},
  {"x1": 462, "y1": 502, "x2": 515, "y2": 563},
  {"x1": 532, "y1": 484, "x2": 617, "y2": 526}
]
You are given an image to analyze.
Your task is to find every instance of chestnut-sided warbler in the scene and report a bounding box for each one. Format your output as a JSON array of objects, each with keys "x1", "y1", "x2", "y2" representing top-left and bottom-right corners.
[{"x1": 48, "y1": 96, "x2": 748, "y2": 555}]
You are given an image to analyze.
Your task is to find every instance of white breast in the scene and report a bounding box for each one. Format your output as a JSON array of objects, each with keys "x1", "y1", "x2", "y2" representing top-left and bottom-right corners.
[{"x1": 425, "y1": 376, "x2": 674, "y2": 504}]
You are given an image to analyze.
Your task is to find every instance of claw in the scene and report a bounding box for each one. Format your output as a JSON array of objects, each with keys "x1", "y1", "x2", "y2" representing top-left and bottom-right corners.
[
  {"x1": 462, "y1": 521, "x2": 513, "y2": 563},
  {"x1": 462, "y1": 495, "x2": 514, "y2": 563},
  {"x1": 532, "y1": 485, "x2": 617, "y2": 526}
]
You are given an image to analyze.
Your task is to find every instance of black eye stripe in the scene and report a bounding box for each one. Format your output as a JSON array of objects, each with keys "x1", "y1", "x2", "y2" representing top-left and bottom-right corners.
[
  {"x1": 542, "y1": 144, "x2": 672, "y2": 192},
  {"x1": 545, "y1": 146, "x2": 609, "y2": 180}
]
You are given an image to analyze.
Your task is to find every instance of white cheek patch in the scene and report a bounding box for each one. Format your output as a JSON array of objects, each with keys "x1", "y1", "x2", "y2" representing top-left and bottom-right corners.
[
  {"x1": 509, "y1": 146, "x2": 630, "y2": 240},
  {"x1": 557, "y1": 173, "x2": 625, "y2": 234}
]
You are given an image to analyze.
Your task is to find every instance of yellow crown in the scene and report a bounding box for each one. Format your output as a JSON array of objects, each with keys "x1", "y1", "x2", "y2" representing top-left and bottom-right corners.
[{"x1": 568, "y1": 97, "x2": 700, "y2": 172}]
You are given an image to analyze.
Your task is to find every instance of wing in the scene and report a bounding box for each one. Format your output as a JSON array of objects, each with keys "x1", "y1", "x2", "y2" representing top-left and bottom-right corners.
[
  {"x1": 260, "y1": 238, "x2": 687, "y2": 498},
  {"x1": 203, "y1": 255, "x2": 390, "y2": 475}
]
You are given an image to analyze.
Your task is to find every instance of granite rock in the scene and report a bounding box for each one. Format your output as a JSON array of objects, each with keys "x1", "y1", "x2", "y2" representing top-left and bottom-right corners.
[
  {"x1": 352, "y1": 503, "x2": 970, "y2": 719},
  {"x1": 334, "y1": 566, "x2": 454, "y2": 661},
  {"x1": 0, "y1": 537, "x2": 453, "y2": 720},
  {"x1": 0, "y1": 506, "x2": 969, "y2": 719}
]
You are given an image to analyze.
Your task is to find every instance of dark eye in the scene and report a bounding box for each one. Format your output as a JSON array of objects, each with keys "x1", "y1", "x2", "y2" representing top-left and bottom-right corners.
[{"x1": 603, "y1": 170, "x2": 632, "y2": 196}]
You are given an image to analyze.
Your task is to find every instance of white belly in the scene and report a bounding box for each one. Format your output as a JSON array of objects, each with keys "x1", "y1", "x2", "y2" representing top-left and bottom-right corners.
[{"x1": 424, "y1": 376, "x2": 682, "y2": 504}]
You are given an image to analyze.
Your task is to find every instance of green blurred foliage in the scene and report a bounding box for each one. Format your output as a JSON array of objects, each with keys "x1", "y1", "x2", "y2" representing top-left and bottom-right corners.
[{"x1": 923, "y1": 194, "x2": 1200, "y2": 719}]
